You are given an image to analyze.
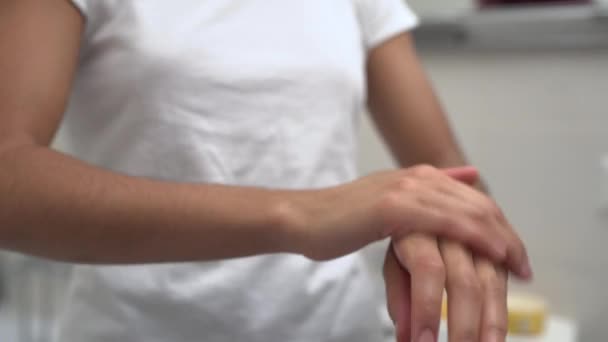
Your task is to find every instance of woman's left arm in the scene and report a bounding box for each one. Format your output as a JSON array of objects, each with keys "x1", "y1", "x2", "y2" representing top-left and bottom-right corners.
[
  {"x1": 366, "y1": 33, "x2": 470, "y2": 169},
  {"x1": 367, "y1": 32, "x2": 517, "y2": 342}
]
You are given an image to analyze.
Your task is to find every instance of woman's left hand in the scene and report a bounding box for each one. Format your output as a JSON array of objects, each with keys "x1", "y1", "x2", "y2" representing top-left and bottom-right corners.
[{"x1": 384, "y1": 234, "x2": 510, "y2": 342}]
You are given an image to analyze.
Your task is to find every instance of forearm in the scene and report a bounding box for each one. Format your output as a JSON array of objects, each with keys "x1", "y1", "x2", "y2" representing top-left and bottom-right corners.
[
  {"x1": 368, "y1": 61, "x2": 467, "y2": 169},
  {"x1": 0, "y1": 145, "x2": 294, "y2": 264},
  {"x1": 366, "y1": 34, "x2": 488, "y2": 191},
  {"x1": 368, "y1": 74, "x2": 487, "y2": 189},
  {"x1": 384, "y1": 125, "x2": 490, "y2": 192},
  {"x1": 366, "y1": 40, "x2": 462, "y2": 168}
]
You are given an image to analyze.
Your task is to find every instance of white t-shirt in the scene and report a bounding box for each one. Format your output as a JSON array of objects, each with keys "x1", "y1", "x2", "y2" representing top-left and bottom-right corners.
[{"x1": 55, "y1": 1, "x2": 418, "y2": 341}]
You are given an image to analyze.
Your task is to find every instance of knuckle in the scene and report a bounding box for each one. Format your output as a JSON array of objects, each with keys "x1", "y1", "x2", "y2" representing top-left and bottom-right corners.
[
  {"x1": 478, "y1": 268, "x2": 499, "y2": 284},
  {"x1": 478, "y1": 264, "x2": 501, "y2": 282},
  {"x1": 486, "y1": 322, "x2": 509, "y2": 338},
  {"x1": 396, "y1": 177, "x2": 417, "y2": 191},
  {"x1": 467, "y1": 205, "x2": 488, "y2": 221},
  {"x1": 481, "y1": 274, "x2": 507, "y2": 296},
  {"x1": 451, "y1": 274, "x2": 482, "y2": 298},
  {"x1": 463, "y1": 223, "x2": 485, "y2": 243},
  {"x1": 419, "y1": 296, "x2": 443, "y2": 319},
  {"x1": 455, "y1": 328, "x2": 479, "y2": 342},
  {"x1": 482, "y1": 200, "x2": 500, "y2": 219},
  {"x1": 412, "y1": 256, "x2": 446, "y2": 279},
  {"x1": 447, "y1": 216, "x2": 481, "y2": 241},
  {"x1": 438, "y1": 215, "x2": 458, "y2": 231},
  {"x1": 409, "y1": 164, "x2": 437, "y2": 178}
]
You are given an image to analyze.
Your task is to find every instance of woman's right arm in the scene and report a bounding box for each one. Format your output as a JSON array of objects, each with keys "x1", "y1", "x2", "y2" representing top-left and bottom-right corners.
[
  {"x1": 0, "y1": 0, "x2": 529, "y2": 276},
  {"x1": 0, "y1": 0, "x2": 299, "y2": 263}
]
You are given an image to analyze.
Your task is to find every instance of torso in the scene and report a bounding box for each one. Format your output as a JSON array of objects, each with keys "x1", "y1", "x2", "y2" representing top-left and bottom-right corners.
[{"x1": 55, "y1": 1, "x2": 413, "y2": 341}]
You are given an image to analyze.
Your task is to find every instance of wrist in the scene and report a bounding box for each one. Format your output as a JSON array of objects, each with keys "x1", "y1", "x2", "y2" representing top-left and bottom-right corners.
[{"x1": 265, "y1": 191, "x2": 309, "y2": 255}]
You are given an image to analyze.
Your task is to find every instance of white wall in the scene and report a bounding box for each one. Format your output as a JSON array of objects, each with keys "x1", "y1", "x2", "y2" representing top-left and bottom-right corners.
[
  {"x1": 359, "y1": 47, "x2": 608, "y2": 341},
  {"x1": 406, "y1": 0, "x2": 475, "y2": 17}
]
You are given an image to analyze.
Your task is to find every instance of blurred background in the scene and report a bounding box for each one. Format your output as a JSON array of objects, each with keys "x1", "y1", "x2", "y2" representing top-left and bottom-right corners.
[{"x1": 2, "y1": 0, "x2": 608, "y2": 341}]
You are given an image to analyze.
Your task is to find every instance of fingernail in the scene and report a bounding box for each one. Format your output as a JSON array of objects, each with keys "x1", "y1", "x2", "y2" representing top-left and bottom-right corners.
[
  {"x1": 418, "y1": 329, "x2": 435, "y2": 342},
  {"x1": 521, "y1": 262, "x2": 534, "y2": 279}
]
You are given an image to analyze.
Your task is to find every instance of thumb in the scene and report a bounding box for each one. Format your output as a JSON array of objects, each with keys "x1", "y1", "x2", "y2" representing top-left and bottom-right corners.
[
  {"x1": 383, "y1": 245, "x2": 412, "y2": 342},
  {"x1": 442, "y1": 166, "x2": 479, "y2": 186}
]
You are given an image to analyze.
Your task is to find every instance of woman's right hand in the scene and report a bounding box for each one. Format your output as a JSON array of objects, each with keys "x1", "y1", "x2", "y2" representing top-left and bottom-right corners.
[{"x1": 286, "y1": 164, "x2": 531, "y2": 278}]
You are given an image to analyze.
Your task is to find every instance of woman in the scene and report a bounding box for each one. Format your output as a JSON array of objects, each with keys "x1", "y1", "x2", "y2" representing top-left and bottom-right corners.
[{"x1": 0, "y1": 1, "x2": 531, "y2": 341}]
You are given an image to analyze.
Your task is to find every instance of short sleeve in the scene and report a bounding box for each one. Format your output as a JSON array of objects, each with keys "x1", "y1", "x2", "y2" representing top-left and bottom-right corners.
[
  {"x1": 67, "y1": 0, "x2": 105, "y2": 41},
  {"x1": 68, "y1": 0, "x2": 89, "y2": 19},
  {"x1": 357, "y1": 0, "x2": 419, "y2": 51}
]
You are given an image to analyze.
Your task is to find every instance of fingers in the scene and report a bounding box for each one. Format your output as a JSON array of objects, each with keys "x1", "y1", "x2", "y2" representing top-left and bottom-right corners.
[
  {"x1": 394, "y1": 234, "x2": 445, "y2": 342},
  {"x1": 384, "y1": 185, "x2": 507, "y2": 263},
  {"x1": 444, "y1": 171, "x2": 533, "y2": 280},
  {"x1": 444, "y1": 166, "x2": 532, "y2": 280},
  {"x1": 435, "y1": 173, "x2": 531, "y2": 279},
  {"x1": 440, "y1": 240, "x2": 483, "y2": 342},
  {"x1": 476, "y1": 257, "x2": 509, "y2": 342},
  {"x1": 385, "y1": 227, "x2": 509, "y2": 342},
  {"x1": 383, "y1": 245, "x2": 412, "y2": 342},
  {"x1": 384, "y1": 165, "x2": 532, "y2": 279},
  {"x1": 495, "y1": 212, "x2": 533, "y2": 280}
]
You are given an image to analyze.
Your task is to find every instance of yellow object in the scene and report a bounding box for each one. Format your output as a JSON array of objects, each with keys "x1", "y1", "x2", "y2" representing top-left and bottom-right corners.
[{"x1": 441, "y1": 293, "x2": 546, "y2": 336}]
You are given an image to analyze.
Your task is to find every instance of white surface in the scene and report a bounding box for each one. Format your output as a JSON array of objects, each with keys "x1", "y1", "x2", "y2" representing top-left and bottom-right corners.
[
  {"x1": 600, "y1": 154, "x2": 608, "y2": 211},
  {"x1": 0, "y1": 308, "x2": 16, "y2": 342},
  {"x1": 437, "y1": 316, "x2": 577, "y2": 342},
  {"x1": 406, "y1": 0, "x2": 474, "y2": 18}
]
